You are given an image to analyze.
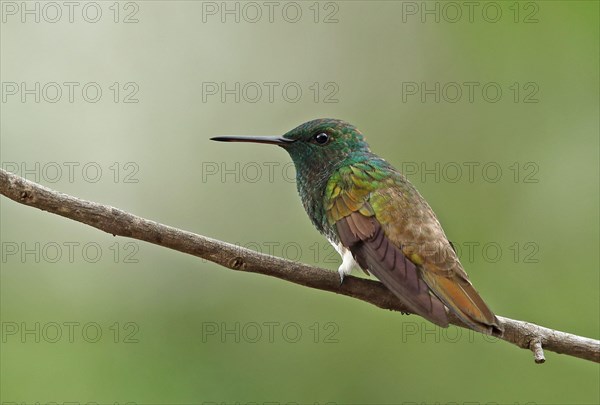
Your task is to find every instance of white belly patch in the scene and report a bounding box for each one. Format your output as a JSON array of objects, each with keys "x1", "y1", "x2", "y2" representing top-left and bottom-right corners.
[{"x1": 328, "y1": 239, "x2": 359, "y2": 282}]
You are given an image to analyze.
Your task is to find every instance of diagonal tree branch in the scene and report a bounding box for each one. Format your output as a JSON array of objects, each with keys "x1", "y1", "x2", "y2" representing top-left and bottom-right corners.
[{"x1": 1, "y1": 168, "x2": 598, "y2": 364}]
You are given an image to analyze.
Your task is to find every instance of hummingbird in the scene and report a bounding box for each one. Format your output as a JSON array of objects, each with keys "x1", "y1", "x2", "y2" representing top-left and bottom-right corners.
[{"x1": 211, "y1": 118, "x2": 501, "y2": 334}]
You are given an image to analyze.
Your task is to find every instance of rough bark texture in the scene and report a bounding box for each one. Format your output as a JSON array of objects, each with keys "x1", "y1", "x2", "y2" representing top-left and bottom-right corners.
[{"x1": 1, "y1": 168, "x2": 598, "y2": 363}]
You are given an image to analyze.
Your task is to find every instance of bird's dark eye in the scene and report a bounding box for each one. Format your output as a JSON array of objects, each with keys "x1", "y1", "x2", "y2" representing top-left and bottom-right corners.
[{"x1": 314, "y1": 132, "x2": 330, "y2": 145}]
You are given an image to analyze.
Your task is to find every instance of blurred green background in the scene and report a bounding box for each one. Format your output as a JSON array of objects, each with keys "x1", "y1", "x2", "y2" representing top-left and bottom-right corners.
[{"x1": 1, "y1": 1, "x2": 598, "y2": 404}]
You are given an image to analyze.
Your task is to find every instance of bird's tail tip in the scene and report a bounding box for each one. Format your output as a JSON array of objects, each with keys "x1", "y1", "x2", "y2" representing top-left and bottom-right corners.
[
  {"x1": 424, "y1": 272, "x2": 503, "y2": 335},
  {"x1": 466, "y1": 315, "x2": 503, "y2": 335}
]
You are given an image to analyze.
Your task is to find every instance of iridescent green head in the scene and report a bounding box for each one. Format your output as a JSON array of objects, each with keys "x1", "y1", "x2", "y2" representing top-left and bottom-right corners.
[
  {"x1": 211, "y1": 118, "x2": 377, "y2": 236},
  {"x1": 211, "y1": 118, "x2": 372, "y2": 173},
  {"x1": 280, "y1": 118, "x2": 371, "y2": 169}
]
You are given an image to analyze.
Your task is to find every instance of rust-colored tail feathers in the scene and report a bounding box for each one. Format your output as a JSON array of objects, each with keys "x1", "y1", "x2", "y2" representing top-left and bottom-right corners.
[{"x1": 422, "y1": 271, "x2": 501, "y2": 334}]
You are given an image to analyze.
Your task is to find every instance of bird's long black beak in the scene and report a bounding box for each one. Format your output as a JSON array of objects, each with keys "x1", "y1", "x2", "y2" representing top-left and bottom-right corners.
[{"x1": 210, "y1": 135, "x2": 295, "y2": 146}]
